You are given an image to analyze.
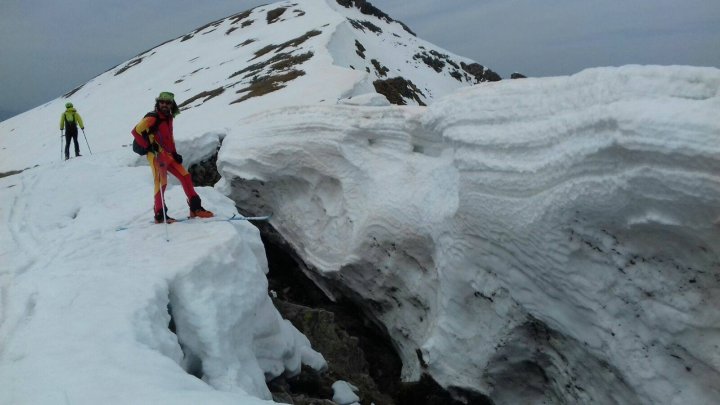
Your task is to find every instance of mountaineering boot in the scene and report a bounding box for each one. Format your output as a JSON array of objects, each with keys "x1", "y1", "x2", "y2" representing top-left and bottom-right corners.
[
  {"x1": 154, "y1": 207, "x2": 176, "y2": 224},
  {"x1": 189, "y1": 195, "x2": 214, "y2": 218},
  {"x1": 155, "y1": 212, "x2": 176, "y2": 223}
]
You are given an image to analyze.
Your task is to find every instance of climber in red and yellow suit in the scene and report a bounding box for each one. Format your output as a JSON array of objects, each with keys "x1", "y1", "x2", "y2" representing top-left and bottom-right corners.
[{"x1": 131, "y1": 92, "x2": 214, "y2": 223}]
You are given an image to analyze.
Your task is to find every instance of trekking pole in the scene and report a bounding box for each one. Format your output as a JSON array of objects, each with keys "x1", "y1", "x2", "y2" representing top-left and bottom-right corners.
[
  {"x1": 60, "y1": 131, "x2": 64, "y2": 161},
  {"x1": 153, "y1": 152, "x2": 170, "y2": 242},
  {"x1": 81, "y1": 128, "x2": 93, "y2": 155}
]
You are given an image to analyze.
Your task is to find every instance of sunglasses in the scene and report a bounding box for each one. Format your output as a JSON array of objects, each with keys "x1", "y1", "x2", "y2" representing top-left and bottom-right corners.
[{"x1": 157, "y1": 100, "x2": 173, "y2": 105}]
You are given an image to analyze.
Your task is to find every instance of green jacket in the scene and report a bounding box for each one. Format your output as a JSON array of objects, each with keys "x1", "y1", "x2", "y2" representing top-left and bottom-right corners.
[{"x1": 60, "y1": 108, "x2": 84, "y2": 130}]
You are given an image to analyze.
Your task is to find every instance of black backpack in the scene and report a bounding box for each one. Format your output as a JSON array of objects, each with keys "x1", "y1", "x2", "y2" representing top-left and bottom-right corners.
[{"x1": 132, "y1": 112, "x2": 164, "y2": 155}]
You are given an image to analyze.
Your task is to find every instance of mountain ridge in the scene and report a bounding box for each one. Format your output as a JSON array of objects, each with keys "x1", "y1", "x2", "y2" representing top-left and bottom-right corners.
[{"x1": 0, "y1": 0, "x2": 498, "y2": 175}]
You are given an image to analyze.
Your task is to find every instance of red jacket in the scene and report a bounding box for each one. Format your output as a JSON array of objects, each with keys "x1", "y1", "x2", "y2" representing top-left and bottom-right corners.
[{"x1": 131, "y1": 111, "x2": 177, "y2": 154}]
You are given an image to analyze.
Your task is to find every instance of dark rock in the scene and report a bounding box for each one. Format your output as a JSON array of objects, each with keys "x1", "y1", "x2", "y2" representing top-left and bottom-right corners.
[
  {"x1": 413, "y1": 52, "x2": 445, "y2": 73},
  {"x1": 336, "y1": 0, "x2": 416, "y2": 36},
  {"x1": 115, "y1": 57, "x2": 145, "y2": 76},
  {"x1": 260, "y1": 227, "x2": 399, "y2": 405},
  {"x1": 355, "y1": 40, "x2": 366, "y2": 58},
  {"x1": 267, "y1": 7, "x2": 287, "y2": 24},
  {"x1": 449, "y1": 70, "x2": 464, "y2": 82},
  {"x1": 397, "y1": 374, "x2": 494, "y2": 405},
  {"x1": 270, "y1": 390, "x2": 294, "y2": 404},
  {"x1": 360, "y1": 20, "x2": 383, "y2": 34},
  {"x1": 371, "y1": 59, "x2": 390, "y2": 77},
  {"x1": 64, "y1": 84, "x2": 84, "y2": 98},
  {"x1": 461, "y1": 62, "x2": 502, "y2": 83},
  {"x1": 188, "y1": 151, "x2": 222, "y2": 187},
  {"x1": 228, "y1": 10, "x2": 252, "y2": 25},
  {"x1": 373, "y1": 77, "x2": 426, "y2": 106},
  {"x1": 0, "y1": 169, "x2": 24, "y2": 179},
  {"x1": 178, "y1": 87, "x2": 225, "y2": 110},
  {"x1": 269, "y1": 301, "x2": 396, "y2": 404},
  {"x1": 511, "y1": 72, "x2": 527, "y2": 79}
]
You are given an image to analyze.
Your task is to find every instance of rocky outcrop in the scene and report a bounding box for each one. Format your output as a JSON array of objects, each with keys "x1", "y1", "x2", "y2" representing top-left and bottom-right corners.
[
  {"x1": 336, "y1": 0, "x2": 416, "y2": 36},
  {"x1": 373, "y1": 77, "x2": 426, "y2": 106},
  {"x1": 260, "y1": 225, "x2": 488, "y2": 405},
  {"x1": 461, "y1": 62, "x2": 502, "y2": 82},
  {"x1": 271, "y1": 302, "x2": 395, "y2": 405},
  {"x1": 188, "y1": 152, "x2": 222, "y2": 187}
]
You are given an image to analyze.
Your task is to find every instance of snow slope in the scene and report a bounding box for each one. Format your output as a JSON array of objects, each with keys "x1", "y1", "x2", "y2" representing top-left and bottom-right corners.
[{"x1": 0, "y1": 150, "x2": 325, "y2": 404}]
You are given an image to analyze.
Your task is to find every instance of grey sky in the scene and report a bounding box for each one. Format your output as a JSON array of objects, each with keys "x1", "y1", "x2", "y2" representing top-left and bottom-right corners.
[{"x1": 1, "y1": 0, "x2": 718, "y2": 121}]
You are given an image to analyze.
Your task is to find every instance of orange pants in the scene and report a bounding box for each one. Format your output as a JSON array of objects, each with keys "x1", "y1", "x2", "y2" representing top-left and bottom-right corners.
[{"x1": 148, "y1": 152, "x2": 198, "y2": 214}]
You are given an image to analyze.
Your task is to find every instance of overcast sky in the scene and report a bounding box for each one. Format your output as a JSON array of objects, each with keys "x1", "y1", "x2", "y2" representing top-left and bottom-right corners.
[{"x1": 1, "y1": 0, "x2": 718, "y2": 121}]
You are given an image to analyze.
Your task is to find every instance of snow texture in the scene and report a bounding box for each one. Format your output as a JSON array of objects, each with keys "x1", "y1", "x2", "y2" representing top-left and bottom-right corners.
[
  {"x1": 332, "y1": 380, "x2": 361, "y2": 405},
  {"x1": 0, "y1": 150, "x2": 325, "y2": 404},
  {"x1": 218, "y1": 65, "x2": 720, "y2": 405}
]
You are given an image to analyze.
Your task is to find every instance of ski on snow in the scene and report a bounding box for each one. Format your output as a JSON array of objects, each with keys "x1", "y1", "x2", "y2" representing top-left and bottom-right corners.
[
  {"x1": 116, "y1": 213, "x2": 272, "y2": 232},
  {"x1": 172, "y1": 213, "x2": 273, "y2": 223}
]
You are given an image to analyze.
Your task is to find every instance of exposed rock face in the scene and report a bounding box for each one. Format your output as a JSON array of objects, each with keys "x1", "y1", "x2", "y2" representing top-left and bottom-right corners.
[
  {"x1": 259, "y1": 224, "x2": 487, "y2": 404},
  {"x1": 272, "y1": 301, "x2": 395, "y2": 405},
  {"x1": 188, "y1": 152, "x2": 221, "y2": 187},
  {"x1": 336, "y1": 0, "x2": 416, "y2": 36},
  {"x1": 461, "y1": 62, "x2": 502, "y2": 82},
  {"x1": 259, "y1": 222, "x2": 400, "y2": 404},
  {"x1": 373, "y1": 77, "x2": 426, "y2": 106},
  {"x1": 261, "y1": 225, "x2": 494, "y2": 405},
  {"x1": 397, "y1": 374, "x2": 493, "y2": 405},
  {"x1": 510, "y1": 72, "x2": 527, "y2": 79}
]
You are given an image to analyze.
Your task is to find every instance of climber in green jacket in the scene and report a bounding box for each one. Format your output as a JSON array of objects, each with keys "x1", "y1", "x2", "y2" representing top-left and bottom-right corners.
[{"x1": 60, "y1": 102, "x2": 85, "y2": 160}]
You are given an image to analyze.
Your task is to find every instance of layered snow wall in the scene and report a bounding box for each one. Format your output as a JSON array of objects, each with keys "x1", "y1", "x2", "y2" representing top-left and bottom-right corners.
[{"x1": 217, "y1": 65, "x2": 720, "y2": 405}]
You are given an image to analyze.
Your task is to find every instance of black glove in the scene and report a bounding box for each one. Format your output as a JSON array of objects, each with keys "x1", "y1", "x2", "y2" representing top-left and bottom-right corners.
[
  {"x1": 172, "y1": 152, "x2": 183, "y2": 164},
  {"x1": 146, "y1": 142, "x2": 159, "y2": 153}
]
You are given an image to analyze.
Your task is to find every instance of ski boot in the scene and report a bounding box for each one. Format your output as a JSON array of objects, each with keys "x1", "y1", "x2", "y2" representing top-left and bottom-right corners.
[{"x1": 189, "y1": 195, "x2": 214, "y2": 219}]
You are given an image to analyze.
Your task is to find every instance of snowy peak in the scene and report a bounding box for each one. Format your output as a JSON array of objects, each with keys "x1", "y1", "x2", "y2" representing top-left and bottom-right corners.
[{"x1": 75, "y1": 0, "x2": 496, "y2": 110}]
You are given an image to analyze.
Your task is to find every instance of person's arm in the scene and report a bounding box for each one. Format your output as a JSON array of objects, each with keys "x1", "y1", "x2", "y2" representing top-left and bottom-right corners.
[
  {"x1": 60, "y1": 113, "x2": 65, "y2": 130},
  {"x1": 131, "y1": 116, "x2": 156, "y2": 148},
  {"x1": 75, "y1": 113, "x2": 84, "y2": 129}
]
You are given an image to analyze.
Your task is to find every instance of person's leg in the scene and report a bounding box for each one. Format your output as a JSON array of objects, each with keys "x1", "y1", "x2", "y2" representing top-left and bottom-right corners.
[
  {"x1": 72, "y1": 133, "x2": 80, "y2": 156},
  {"x1": 64, "y1": 133, "x2": 71, "y2": 159},
  {"x1": 167, "y1": 159, "x2": 213, "y2": 217},
  {"x1": 167, "y1": 159, "x2": 198, "y2": 200},
  {"x1": 149, "y1": 154, "x2": 169, "y2": 217}
]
